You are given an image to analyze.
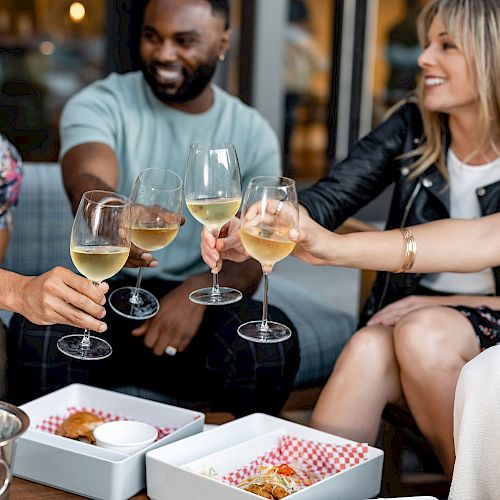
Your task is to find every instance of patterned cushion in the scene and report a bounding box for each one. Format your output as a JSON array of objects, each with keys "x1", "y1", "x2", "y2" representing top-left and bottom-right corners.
[{"x1": 3, "y1": 163, "x2": 75, "y2": 276}]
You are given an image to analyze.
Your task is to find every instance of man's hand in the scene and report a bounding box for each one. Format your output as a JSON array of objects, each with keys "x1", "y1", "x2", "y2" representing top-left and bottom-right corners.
[
  {"x1": 16, "y1": 267, "x2": 108, "y2": 330},
  {"x1": 131, "y1": 280, "x2": 206, "y2": 355},
  {"x1": 124, "y1": 243, "x2": 159, "y2": 268},
  {"x1": 201, "y1": 217, "x2": 248, "y2": 272},
  {"x1": 367, "y1": 295, "x2": 447, "y2": 326},
  {"x1": 125, "y1": 205, "x2": 185, "y2": 268}
]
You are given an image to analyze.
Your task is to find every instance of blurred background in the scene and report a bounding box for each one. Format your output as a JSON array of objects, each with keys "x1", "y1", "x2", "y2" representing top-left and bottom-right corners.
[{"x1": 0, "y1": 0, "x2": 425, "y2": 196}]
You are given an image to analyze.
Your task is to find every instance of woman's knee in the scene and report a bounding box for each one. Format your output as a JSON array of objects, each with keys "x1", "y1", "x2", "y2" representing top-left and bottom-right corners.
[
  {"x1": 340, "y1": 325, "x2": 395, "y2": 369},
  {"x1": 394, "y1": 307, "x2": 464, "y2": 372}
]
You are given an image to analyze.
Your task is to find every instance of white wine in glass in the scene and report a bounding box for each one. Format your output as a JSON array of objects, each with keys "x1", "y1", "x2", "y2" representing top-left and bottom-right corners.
[
  {"x1": 109, "y1": 168, "x2": 183, "y2": 319},
  {"x1": 238, "y1": 176, "x2": 298, "y2": 343},
  {"x1": 58, "y1": 190, "x2": 131, "y2": 360},
  {"x1": 186, "y1": 197, "x2": 242, "y2": 232},
  {"x1": 70, "y1": 246, "x2": 130, "y2": 282},
  {"x1": 184, "y1": 143, "x2": 242, "y2": 305}
]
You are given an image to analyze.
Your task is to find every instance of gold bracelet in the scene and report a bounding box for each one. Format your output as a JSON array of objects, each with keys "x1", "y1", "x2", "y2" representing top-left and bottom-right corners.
[{"x1": 394, "y1": 227, "x2": 417, "y2": 273}]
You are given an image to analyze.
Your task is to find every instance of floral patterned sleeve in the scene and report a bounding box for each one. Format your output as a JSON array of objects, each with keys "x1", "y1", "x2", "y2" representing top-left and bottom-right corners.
[{"x1": 0, "y1": 134, "x2": 23, "y2": 231}]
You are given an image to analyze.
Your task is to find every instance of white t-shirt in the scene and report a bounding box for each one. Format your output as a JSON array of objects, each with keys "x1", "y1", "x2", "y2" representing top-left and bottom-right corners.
[
  {"x1": 421, "y1": 149, "x2": 500, "y2": 294},
  {"x1": 60, "y1": 72, "x2": 281, "y2": 281}
]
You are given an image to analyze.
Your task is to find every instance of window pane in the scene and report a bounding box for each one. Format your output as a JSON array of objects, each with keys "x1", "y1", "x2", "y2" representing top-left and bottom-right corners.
[
  {"x1": 371, "y1": 0, "x2": 425, "y2": 127},
  {"x1": 283, "y1": 0, "x2": 333, "y2": 181},
  {"x1": 0, "y1": 0, "x2": 106, "y2": 161}
]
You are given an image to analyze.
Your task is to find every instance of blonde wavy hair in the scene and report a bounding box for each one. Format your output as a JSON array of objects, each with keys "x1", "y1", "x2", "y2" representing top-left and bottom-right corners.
[{"x1": 407, "y1": 0, "x2": 500, "y2": 178}]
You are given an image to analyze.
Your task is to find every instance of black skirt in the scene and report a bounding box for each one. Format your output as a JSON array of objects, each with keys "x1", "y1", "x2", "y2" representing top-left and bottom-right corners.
[
  {"x1": 414, "y1": 285, "x2": 500, "y2": 350},
  {"x1": 450, "y1": 306, "x2": 500, "y2": 350}
]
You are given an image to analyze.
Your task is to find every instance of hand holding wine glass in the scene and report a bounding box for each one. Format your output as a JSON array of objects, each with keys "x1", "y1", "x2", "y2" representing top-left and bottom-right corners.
[
  {"x1": 184, "y1": 143, "x2": 242, "y2": 305},
  {"x1": 109, "y1": 168, "x2": 183, "y2": 319},
  {"x1": 57, "y1": 190, "x2": 131, "y2": 360},
  {"x1": 237, "y1": 176, "x2": 298, "y2": 343}
]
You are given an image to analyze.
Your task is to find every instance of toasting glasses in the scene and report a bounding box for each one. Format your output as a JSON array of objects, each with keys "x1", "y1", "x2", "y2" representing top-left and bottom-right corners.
[
  {"x1": 58, "y1": 190, "x2": 131, "y2": 360},
  {"x1": 238, "y1": 176, "x2": 298, "y2": 343},
  {"x1": 109, "y1": 168, "x2": 183, "y2": 319},
  {"x1": 184, "y1": 143, "x2": 242, "y2": 305}
]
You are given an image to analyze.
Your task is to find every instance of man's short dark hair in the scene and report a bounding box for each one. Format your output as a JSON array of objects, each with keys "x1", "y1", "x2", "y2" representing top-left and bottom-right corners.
[
  {"x1": 206, "y1": 0, "x2": 230, "y2": 29},
  {"x1": 143, "y1": 0, "x2": 230, "y2": 29}
]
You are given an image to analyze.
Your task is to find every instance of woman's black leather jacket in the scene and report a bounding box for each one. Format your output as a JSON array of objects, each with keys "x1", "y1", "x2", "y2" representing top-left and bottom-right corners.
[{"x1": 299, "y1": 102, "x2": 500, "y2": 325}]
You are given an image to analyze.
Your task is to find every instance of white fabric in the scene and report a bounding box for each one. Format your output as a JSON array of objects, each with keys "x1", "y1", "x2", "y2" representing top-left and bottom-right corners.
[
  {"x1": 450, "y1": 346, "x2": 500, "y2": 499},
  {"x1": 421, "y1": 149, "x2": 500, "y2": 294}
]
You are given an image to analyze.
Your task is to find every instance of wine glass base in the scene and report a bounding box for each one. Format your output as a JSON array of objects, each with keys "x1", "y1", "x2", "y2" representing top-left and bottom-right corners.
[
  {"x1": 108, "y1": 287, "x2": 159, "y2": 320},
  {"x1": 237, "y1": 320, "x2": 292, "y2": 343},
  {"x1": 189, "y1": 287, "x2": 242, "y2": 306},
  {"x1": 57, "y1": 334, "x2": 112, "y2": 360}
]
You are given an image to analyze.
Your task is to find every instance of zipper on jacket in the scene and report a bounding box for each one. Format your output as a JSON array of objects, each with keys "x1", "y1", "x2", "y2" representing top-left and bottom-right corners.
[{"x1": 375, "y1": 181, "x2": 422, "y2": 312}]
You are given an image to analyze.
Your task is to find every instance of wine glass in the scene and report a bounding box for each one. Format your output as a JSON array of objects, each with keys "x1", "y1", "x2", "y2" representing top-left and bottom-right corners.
[
  {"x1": 184, "y1": 143, "x2": 242, "y2": 305},
  {"x1": 109, "y1": 168, "x2": 183, "y2": 319},
  {"x1": 237, "y1": 176, "x2": 298, "y2": 343},
  {"x1": 58, "y1": 190, "x2": 131, "y2": 360}
]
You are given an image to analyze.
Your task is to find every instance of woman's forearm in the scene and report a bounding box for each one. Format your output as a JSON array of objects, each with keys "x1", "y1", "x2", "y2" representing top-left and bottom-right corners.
[{"x1": 328, "y1": 215, "x2": 500, "y2": 273}]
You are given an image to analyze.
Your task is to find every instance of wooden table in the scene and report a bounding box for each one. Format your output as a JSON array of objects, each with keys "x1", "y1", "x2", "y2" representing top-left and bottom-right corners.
[
  {"x1": 11, "y1": 477, "x2": 147, "y2": 499},
  {"x1": 10, "y1": 413, "x2": 235, "y2": 499}
]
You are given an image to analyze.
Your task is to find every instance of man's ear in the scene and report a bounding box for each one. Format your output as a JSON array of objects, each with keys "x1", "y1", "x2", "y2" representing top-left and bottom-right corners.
[{"x1": 218, "y1": 28, "x2": 231, "y2": 59}]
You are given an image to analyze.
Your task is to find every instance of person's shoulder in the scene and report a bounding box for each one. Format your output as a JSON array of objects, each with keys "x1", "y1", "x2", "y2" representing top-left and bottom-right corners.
[
  {"x1": 71, "y1": 71, "x2": 144, "y2": 103},
  {"x1": 214, "y1": 85, "x2": 266, "y2": 121},
  {"x1": 213, "y1": 85, "x2": 276, "y2": 138}
]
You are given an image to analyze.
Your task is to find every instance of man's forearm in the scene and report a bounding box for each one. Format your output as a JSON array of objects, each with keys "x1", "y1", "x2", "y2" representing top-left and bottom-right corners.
[
  {"x1": 65, "y1": 172, "x2": 116, "y2": 215},
  {"x1": 61, "y1": 142, "x2": 120, "y2": 214}
]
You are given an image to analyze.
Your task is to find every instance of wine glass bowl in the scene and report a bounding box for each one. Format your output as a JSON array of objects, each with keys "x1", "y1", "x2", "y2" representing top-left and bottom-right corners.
[
  {"x1": 109, "y1": 168, "x2": 183, "y2": 319},
  {"x1": 238, "y1": 176, "x2": 298, "y2": 343},
  {"x1": 184, "y1": 143, "x2": 243, "y2": 305},
  {"x1": 57, "y1": 190, "x2": 131, "y2": 360}
]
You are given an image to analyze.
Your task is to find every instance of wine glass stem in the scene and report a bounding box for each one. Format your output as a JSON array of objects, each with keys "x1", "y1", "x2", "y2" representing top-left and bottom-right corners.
[
  {"x1": 130, "y1": 267, "x2": 145, "y2": 304},
  {"x1": 210, "y1": 227, "x2": 222, "y2": 295},
  {"x1": 260, "y1": 271, "x2": 271, "y2": 331},
  {"x1": 81, "y1": 329, "x2": 91, "y2": 348},
  {"x1": 81, "y1": 281, "x2": 99, "y2": 349},
  {"x1": 212, "y1": 269, "x2": 220, "y2": 294}
]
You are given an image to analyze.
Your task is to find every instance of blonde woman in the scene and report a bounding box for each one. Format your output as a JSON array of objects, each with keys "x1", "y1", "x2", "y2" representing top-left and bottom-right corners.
[
  {"x1": 286, "y1": 214, "x2": 500, "y2": 500},
  {"x1": 203, "y1": 0, "x2": 500, "y2": 478}
]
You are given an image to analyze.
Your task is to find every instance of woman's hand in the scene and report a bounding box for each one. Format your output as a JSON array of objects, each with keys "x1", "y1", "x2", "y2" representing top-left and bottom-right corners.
[
  {"x1": 289, "y1": 215, "x2": 339, "y2": 266},
  {"x1": 16, "y1": 267, "x2": 109, "y2": 330},
  {"x1": 367, "y1": 295, "x2": 446, "y2": 326},
  {"x1": 201, "y1": 217, "x2": 249, "y2": 272}
]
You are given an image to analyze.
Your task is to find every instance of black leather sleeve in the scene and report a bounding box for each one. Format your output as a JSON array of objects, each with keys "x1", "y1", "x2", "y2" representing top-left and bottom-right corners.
[{"x1": 298, "y1": 103, "x2": 418, "y2": 230}]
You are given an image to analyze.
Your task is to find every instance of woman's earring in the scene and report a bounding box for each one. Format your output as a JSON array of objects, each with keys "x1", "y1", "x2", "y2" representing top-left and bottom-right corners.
[{"x1": 218, "y1": 54, "x2": 226, "y2": 62}]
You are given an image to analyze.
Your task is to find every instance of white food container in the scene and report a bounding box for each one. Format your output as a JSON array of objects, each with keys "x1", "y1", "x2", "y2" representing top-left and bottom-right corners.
[
  {"x1": 146, "y1": 412, "x2": 383, "y2": 500},
  {"x1": 13, "y1": 383, "x2": 204, "y2": 499}
]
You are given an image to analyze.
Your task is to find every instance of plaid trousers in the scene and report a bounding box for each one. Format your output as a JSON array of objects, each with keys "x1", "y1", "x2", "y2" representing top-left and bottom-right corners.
[{"x1": 7, "y1": 278, "x2": 300, "y2": 417}]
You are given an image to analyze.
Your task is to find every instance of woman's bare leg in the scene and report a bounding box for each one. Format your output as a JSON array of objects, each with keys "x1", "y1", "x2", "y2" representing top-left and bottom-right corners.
[
  {"x1": 394, "y1": 306, "x2": 480, "y2": 478},
  {"x1": 310, "y1": 325, "x2": 402, "y2": 444}
]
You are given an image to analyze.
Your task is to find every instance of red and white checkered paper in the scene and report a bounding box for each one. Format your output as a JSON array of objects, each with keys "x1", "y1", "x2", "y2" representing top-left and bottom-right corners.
[
  {"x1": 223, "y1": 434, "x2": 369, "y2": 486},
  {"x1": 35, "y1": 406, "x2": 175, "y2": 441}
]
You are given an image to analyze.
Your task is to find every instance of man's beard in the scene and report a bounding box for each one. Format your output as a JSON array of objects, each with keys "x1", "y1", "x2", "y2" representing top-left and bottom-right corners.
[{"x1": 141, "y1": 60, "x2": 218, "y2": 105}]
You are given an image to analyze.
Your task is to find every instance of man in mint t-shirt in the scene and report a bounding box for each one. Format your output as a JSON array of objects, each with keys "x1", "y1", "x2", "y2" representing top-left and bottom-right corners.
[{"x1": 6, "y1": 0, "x2": 299, "y2": 416}]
